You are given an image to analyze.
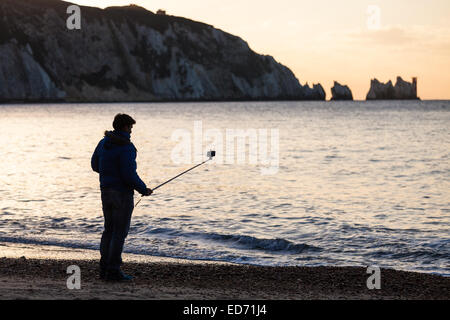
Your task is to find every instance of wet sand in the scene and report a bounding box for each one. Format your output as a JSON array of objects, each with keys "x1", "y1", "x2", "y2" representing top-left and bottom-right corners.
[{"x1": 0, "y1": 256, "x2": 448, "y2": 300}]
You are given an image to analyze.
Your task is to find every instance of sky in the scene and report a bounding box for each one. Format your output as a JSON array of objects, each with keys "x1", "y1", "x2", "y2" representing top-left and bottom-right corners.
[{"x1": 70, "y1": 0, "x2": 450, "y2": 100}]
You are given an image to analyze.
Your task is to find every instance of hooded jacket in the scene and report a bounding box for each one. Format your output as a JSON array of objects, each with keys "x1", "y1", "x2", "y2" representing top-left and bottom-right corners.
[{"x1": 91, "y1": 130, "x2": 147, "y2": 195}]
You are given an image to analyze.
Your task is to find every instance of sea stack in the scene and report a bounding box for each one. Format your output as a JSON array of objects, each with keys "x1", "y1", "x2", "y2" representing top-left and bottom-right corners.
[
  {"x1": 366, "y1": 77, "x2": 419, "y2": 100},
  {"x1": 300, "y1": 83, "x2": 326, "y2": 100},
  {"x1": 331, "y1": 81, "x2": 353, "y2": 100}
]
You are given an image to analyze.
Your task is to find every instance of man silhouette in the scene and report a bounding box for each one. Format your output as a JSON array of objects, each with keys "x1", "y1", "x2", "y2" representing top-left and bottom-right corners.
[{"x1": 91, "y1": 114, "x2": 152, "y2": 281}]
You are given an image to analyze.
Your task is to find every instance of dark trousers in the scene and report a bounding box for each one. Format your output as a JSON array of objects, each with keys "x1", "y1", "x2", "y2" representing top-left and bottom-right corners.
[{"x1": 100, "y1": 188, "x2": 134, "y2": 272}]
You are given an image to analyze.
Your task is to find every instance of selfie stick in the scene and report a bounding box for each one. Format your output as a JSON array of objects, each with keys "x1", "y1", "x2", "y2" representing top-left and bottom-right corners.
[{"x1": 135, "y1": 150, "x2": 216, "y2": 208}]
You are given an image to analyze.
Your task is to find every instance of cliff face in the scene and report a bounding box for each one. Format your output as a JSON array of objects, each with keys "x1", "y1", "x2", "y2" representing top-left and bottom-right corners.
[
  {"x1": 0, "y1": 0, "x2": 325, "y2": 102},
  {"x1": 331, "y1": 81, "x2": 353, "y2": 101},
  {"x1": 366, "y1": 77, "x2": 418, "y2": 100}
]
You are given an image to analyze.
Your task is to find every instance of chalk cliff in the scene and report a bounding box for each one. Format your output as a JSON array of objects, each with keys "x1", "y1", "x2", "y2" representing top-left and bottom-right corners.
[
  {"x1": 331, "y1": 81, "x2": 353, "y2": 100},
  {"x1": 0, "y1": 0, "x2": 325, "y2": 102},
  {"x1": 366, "y1": 77, "x2": 419, "y2": 100}
]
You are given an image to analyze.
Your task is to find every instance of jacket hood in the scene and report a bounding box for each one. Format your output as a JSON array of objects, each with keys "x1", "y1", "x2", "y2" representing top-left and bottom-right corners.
[{"x1": 104, "y1": 130, "x2": 131, "y2": 146}]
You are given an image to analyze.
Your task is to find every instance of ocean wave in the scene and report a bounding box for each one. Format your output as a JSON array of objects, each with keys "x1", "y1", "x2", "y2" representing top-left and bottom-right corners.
[
  {"x1": 207, "y1": 233, "x2": 322, "y2": 254},
  {"x1": 371, "y1": 248, "x2": 450, "y2": 260},
  {"x1": 142, "y1": 225, "x2": 321, "y2": 254},
  {"x1": 0, "y1": 235, "x2": 97, "y2": 250},
  {"x1": 149, "y1": 227, "x2": 321, "y2": 254}
]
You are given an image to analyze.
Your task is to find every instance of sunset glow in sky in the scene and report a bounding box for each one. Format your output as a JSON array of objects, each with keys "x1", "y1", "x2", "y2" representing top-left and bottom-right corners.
[{"x1": 71, "y1": 0, "x2": 450, "y2": 100}]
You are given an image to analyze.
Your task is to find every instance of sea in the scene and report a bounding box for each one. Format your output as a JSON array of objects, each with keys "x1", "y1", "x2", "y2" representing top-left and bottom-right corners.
[{"x1": 0, "y1": 100, "x2": 449, "y2": 276}]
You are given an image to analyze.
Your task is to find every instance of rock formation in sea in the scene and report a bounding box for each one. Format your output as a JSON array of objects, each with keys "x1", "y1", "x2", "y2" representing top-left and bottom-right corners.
[
  {"x1": 331, "y1": 81, "x2": 353, "y2": 100},
  {"x1": 300, "y1": 83, "x2": 326, "y2": 100},
  {"x1": 366, "y1": 77, "x2": 419, "y2": 100},
  {"x1": 0, "y1": 0, "x2": 326, "y2": 102}
]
